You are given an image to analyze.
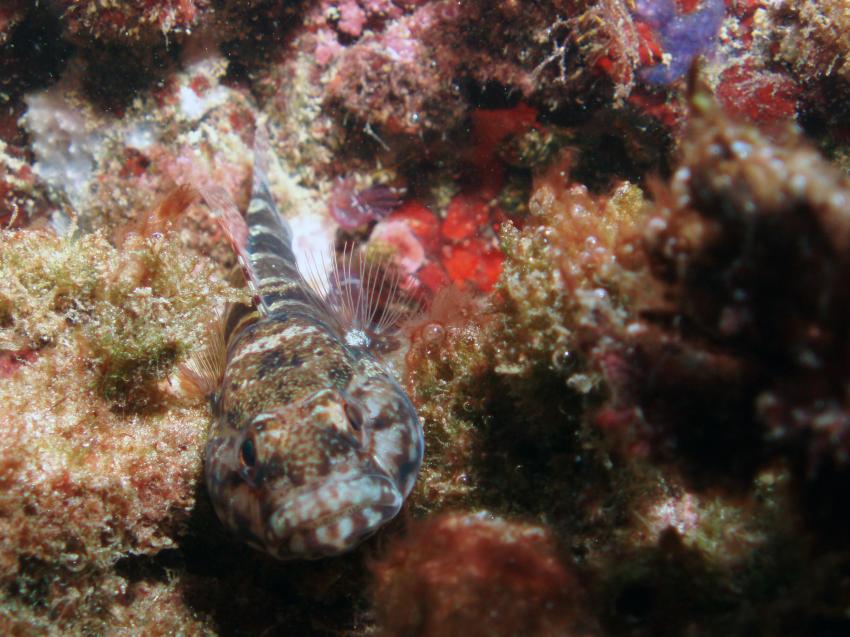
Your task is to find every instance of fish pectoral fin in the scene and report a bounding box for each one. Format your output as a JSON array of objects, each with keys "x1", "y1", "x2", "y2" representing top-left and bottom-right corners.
[
  {"x1": 179, "y1": 308, "x2": 227, "y2": 401},
  {"x1": 323, "y1": 242, "x2": 425, "y2": 349}
]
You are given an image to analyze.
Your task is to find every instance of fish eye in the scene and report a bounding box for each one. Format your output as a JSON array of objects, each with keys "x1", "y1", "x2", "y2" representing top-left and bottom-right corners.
[
  {"x1": 344, "y1": 403, "x2": 363, "y2": 431},
  {"x1": 240, "y1": 437, "x2": 257, "y2": 468}
]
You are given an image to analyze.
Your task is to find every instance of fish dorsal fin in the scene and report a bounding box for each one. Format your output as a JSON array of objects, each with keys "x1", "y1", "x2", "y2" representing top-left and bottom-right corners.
[
  {"x1": 196, "y1": 125, "x2": 321, "y2": 318},
  {"x1": 242, "y1": 126, "x2": 316, "y2": 316},
  {"x1": 305, "y1": 243, "x2": 423, "y2": 353}
]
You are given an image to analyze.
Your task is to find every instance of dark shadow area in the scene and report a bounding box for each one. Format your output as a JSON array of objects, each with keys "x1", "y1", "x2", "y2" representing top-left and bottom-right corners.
[
  {"x1": 140, "y1": 481, "x2": 379, "y2": 636},
  {"x1": 0, "y1": 6, "x2": 74, "y2": 149},
  {"x1": 81, "y1": 44, "x2": 180, "y2": 116},
  {"x1": 220, "y1": 0, "x2": 309, "y2": 91},
  {"x1": 0, "y1": 6, "x2": 74, "y2": 103}
]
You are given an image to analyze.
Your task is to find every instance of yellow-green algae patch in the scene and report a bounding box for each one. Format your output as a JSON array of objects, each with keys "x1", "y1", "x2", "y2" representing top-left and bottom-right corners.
[
  {"x1": 0, "y1": 227, "x2": 240, "y2": 405},
  {"x1": 402, "y1": 180, "x2": 652, "y2": 523},
  {"x1": 0, "y1": 226, "x2": 239, "y2": 631}
]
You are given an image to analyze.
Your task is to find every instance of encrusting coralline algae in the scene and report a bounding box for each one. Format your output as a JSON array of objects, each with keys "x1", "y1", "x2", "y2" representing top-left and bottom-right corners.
[{"x1": 2, "y1": 1, "x2": 850, "y2": 635}]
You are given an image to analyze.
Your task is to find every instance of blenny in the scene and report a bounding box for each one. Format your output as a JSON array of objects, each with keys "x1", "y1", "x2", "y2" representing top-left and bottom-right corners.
[{"x1": 184, "y1": 129, "x2": 423, "y2": 559}]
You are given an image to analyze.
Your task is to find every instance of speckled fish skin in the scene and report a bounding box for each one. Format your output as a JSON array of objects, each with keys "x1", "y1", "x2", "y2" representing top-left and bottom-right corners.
[{"x1": 203, "y1": 136, "x2": 423, "y2": 560}]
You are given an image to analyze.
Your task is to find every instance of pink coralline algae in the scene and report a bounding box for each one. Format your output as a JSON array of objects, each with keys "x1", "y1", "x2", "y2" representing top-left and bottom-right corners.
[
  {"x1": 370, "y1": 218, "x2": 427, "y2": 273},
  {"x1": 328, "y1": 177, "x2": 402, "y2": 230},
  {"x1": 323, "y1": 1, "x2": 467, "y2": 136}
]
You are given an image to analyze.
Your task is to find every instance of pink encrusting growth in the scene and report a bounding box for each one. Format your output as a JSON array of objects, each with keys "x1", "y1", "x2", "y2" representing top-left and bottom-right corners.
[{"x1": 328, "y1": 177, "x2": 403, "y2": 231}]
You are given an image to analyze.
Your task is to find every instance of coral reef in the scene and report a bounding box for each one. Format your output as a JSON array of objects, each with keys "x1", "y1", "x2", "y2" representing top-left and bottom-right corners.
[
  {"x1": 2, "y1": 0, "x2": 850, "y2": 634},
  {"x1": 53, "y1": 0, "x2": 210, "y2": 45}
]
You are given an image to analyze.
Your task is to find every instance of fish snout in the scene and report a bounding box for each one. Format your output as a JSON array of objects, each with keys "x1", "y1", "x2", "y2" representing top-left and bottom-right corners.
[{"x1": 267, "y1": 473, "x2": 402, "y2": 558}]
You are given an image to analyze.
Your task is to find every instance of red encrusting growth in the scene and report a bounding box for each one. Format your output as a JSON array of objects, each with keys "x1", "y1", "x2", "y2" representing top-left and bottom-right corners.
[
  {"x1": 388, "y1": 201, "x2": 441, "y2": 253},
  {"x1": 441, "y1": 194, "x2": 489, "y2": 242},
  {"x1": 119, "y1": 148, "x2": 152, "y2": 179},
  {"x1": 441, "y1": 240, "x2": 503, "y2": 293},
  {"x1": 716, "y1": 63, "x2": 800, "y2": 124},
  {"x1": 370, "y1": 512, "x2": 590, "y2": 637},
  {"x1": 389, "y1": 105, "x2": 539, "y2": 293},
  {"x1": 376, "y1": 186, "x2": 509, "y2": 293},
  {"x1": 189, "y1": 75, "x2": 211, "y2": 96},
  {"x1": 470, "y1": 103, "x2": 538, "y2": 195},
  {"x1": 634, "y1": 21, "x2": 664, "y2": 66},
  {"x1": 0, "y1": 348, "x2": 38, "y2": 379}
]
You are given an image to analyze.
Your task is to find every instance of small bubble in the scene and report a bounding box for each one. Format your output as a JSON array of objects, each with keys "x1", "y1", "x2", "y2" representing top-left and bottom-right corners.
[
  {"x1": 421, "y1": 322, "x2": 445, "y2": 344},
  {"x1": 61, "y1": 552, "x2": 84, "y2": 572},
  {"x1": 551, "y1": 349, "x2": 574, "y2": 371}
]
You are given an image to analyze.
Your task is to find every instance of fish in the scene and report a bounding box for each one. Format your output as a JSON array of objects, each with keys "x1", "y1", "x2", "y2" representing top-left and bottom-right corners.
[{"x1": 183, "y1": 127, "x2": 424, "y2": 559}]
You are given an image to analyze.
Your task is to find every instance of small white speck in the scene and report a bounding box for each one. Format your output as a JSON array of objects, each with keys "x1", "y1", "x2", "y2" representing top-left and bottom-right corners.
[
  {"x1": 730, "y1": 140, "x2": 752, "y2": 159},
  {"x1": 337, "y1": 516, "x2": 354, "y2": 542},
  {"x1": 345, "y1": 329, "x2": 370, "y2": 348},
  {"x1": 315, "y1": 525, "x2": 332, "y2": 545}
]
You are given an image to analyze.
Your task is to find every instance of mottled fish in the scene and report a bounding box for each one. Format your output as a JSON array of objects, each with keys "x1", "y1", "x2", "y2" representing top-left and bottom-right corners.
[{"x1": 185, "y1": 129, "x2": 423, "y2": 559}]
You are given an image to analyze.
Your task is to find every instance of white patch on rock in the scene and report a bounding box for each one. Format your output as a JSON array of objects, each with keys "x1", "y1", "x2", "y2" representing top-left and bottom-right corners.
[
  {"x1": 23, "y1": 84, "x2": 104, "y2": 206},
  {"x1": 177, "y1": 84, "x2": 229, "y2": 121},
  {"x1": 124, "y1": 122, "x2": 157, "y2": 149}
]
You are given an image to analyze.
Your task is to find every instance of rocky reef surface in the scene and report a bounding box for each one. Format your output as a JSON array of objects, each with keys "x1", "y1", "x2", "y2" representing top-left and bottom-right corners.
[{"x1": 2, "y1": 1, "x2": 850, "y2": 635}]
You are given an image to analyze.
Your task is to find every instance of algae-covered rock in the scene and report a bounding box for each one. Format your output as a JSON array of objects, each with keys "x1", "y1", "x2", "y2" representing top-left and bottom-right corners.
[{"x1": 0, "y1": 224, "x2": 237, "y2": 631}]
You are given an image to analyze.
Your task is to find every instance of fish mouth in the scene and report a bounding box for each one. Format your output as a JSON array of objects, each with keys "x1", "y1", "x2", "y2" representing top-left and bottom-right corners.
[{"x1": 268, "y1": 473, "x2": 402, "y2": 558}]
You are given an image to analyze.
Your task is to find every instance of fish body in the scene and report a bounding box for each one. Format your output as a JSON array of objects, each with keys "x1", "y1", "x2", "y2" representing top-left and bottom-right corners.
[{"x1": 195, "y1": 131, "x2": 423, "y2": 559}]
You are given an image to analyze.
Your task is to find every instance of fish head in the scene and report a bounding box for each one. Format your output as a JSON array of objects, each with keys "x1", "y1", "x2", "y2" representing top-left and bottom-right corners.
[{"x1": 205, "y1": 378, "x2": 422, "y2": 559}]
